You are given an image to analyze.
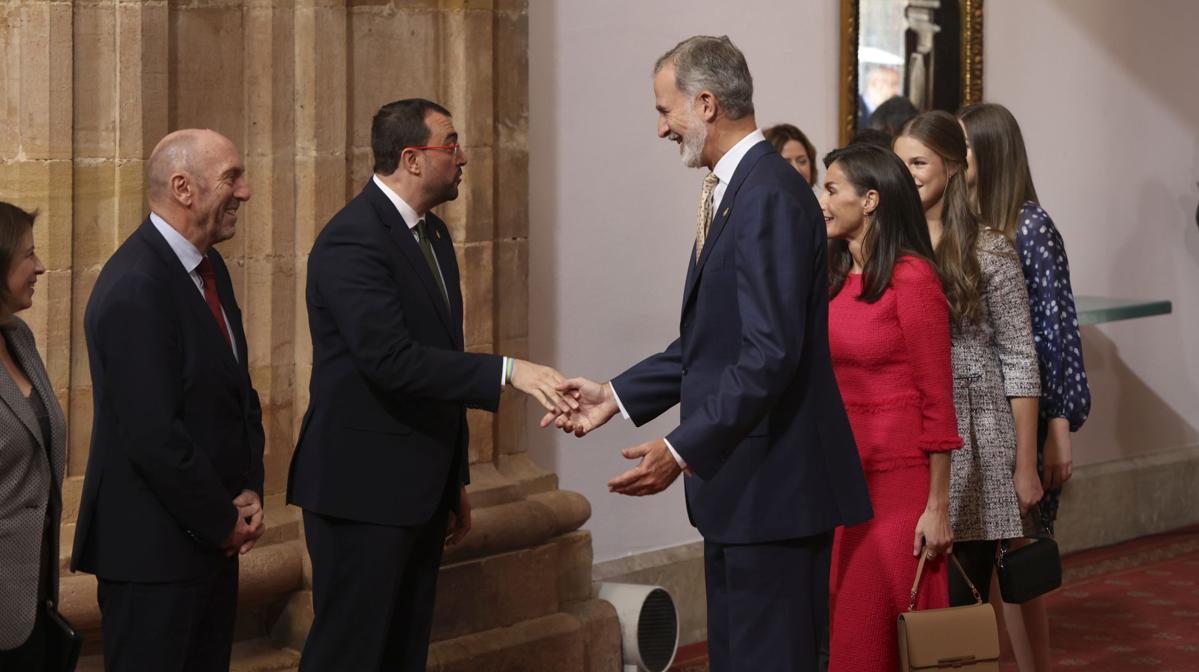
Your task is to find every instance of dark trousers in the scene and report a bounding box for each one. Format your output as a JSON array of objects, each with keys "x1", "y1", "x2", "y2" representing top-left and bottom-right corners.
[
  {"x1": 950, "y1": 539, "x2": 1000, "y2": 605},
  {"x1": 704, "y1": 532, "x2": 832, "y2": 672},
  {"x1": 97, "y1": 556, "x2": 239, "y2": 672},
  {"x1": 299, "y1": 508, "x2": 449, "y2": 672}
]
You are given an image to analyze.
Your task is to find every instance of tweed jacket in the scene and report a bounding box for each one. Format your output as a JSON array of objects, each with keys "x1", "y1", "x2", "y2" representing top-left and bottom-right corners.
[
  {"x1": 0, "y1": 316, "x2": 66, "y2": 650},
  {"x1": 948, "y1": 229, "x2": 1041, "y2": 541}
]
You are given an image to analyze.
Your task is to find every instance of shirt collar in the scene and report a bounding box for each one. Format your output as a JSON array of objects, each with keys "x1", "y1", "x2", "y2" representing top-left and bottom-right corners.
[
  {"x1": 372, "y1": 174, "x2": 422, "y2": 231},
  {"x1": 149, "y1": 211, "x2": 205, "y2": 274},
  {"x1": 711, "y1": 128, "x2": 766, "y2": 186}
]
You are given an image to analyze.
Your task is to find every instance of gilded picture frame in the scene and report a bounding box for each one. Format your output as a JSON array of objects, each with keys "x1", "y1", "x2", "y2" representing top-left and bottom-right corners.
[{"x1": 839, "y1": 0, "x2": 984, "y2": 145}]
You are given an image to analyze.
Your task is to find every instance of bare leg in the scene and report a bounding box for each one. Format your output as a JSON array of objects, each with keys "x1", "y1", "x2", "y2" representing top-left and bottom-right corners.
[
  {"x1": 1021, "y1": 595, "x2": 1050, "y2": 667},
  {"x1": 1004, "y1": 598, "x2": 1052, "y2": 671},
  {"x1": 1003, "y1": 599, "x2": 1035, "y2": 670}
]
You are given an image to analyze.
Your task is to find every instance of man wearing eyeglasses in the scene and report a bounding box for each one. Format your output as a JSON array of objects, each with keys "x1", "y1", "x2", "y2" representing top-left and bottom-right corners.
[{"x1": 287, "y1": 98, "x2": 575, "y2": 671}]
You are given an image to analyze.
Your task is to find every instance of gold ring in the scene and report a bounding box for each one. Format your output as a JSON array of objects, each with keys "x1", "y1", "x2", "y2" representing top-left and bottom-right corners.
[{"x1": 925, "y1": 550, "x2": 936, "y2": 560}]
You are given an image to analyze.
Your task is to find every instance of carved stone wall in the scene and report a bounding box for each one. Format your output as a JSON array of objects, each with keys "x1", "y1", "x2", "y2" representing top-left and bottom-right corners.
[{"x1": 0, "y1": 1, "x2": 617, "y2": 669}]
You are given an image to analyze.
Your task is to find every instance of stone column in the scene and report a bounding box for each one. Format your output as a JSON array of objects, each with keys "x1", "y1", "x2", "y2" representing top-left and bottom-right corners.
[
  {"x1": 5, "y1": 1, "x2": 619, "y2": 669},
  {"x1": 0, "y1": 0, "x2": 80, "y2": 540},
  {"x1": 272, "y1": 2, "x2": 620, "y2": 670}
]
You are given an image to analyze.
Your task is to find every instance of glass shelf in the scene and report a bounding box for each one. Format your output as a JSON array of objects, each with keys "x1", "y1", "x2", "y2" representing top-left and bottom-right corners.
[{"x1": 1074, "y1": 296, "x2": 1173, "y2": 326}]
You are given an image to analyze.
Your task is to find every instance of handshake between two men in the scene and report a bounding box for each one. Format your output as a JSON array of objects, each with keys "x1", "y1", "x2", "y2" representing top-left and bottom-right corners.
[{"x1": 510, "y1": 362, "x2": 686, "y2": 498}]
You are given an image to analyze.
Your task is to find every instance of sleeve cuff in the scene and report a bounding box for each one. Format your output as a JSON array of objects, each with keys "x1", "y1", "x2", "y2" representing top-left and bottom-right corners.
[
  {"x1": 609, "y1": 383, "x2": 685, "y2": 469},
  {"x1": 501, "y1": 356, "x2": 509, "y2": 388},
  {"x1": 609, "y1": 382, "x2": 632, "y2": 420},
  {"x1": 663, "y1": 438, "x2": 687, "y2": 469},
  {"x1": 921, "y1": 436, "x2": 964, "y2": 453}
]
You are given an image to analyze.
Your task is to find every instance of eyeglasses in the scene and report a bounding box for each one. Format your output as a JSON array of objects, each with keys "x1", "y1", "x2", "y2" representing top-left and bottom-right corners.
[{"x1": 403, "y1": 143, "x2": 463, "y2": 157}]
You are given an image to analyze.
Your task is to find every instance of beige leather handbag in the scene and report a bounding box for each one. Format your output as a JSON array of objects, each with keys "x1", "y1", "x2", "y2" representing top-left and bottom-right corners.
[{"x1": 896, "y1": 553, "x2": 1000, "y2": 671}]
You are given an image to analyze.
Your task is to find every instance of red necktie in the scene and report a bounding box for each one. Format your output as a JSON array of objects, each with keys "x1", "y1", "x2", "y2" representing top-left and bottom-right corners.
[{"x1": 196, "y1": 257, "x2": 232, "y2": 350}]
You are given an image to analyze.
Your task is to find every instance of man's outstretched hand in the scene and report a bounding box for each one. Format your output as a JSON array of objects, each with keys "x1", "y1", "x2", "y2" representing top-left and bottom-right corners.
[
  {"x1": 540, "y1": 377, "x2": 620, "y2": 437},
  {"x1": 607, "y1": 438, "x2": 683, "y2": 496}
]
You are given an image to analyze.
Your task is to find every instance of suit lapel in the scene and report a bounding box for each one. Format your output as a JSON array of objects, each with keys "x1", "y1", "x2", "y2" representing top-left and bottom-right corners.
[
  {"x1": 427, "y1": 214, "x2": 464, "y2": 349},
  {"x1": 136, "y1": 220, "x2": 240, "y2": 378},
  {"x1": 0, "y1": 339, "x2": 43, "y2": 453},
  {"x1": 680, "y1": 140, "x2": 773, "y2": 311},
  {"x1": 5, "y1": 323, "x2": 66, "y2": 491},
  {"x1": 363, "y1": 181, "x2": 458, "y2": 343},
  {"x1": 208, "y1": 252, "x2": 250, "y2": 376}
]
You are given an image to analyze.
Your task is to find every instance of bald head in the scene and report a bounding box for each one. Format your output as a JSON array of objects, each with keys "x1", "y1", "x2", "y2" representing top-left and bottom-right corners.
[
  {"x1": 145, "y1": 128, "x2": 251, "y2": 252},
  {"x1": 147, "y1": 129, "x2": 235, "y2": 205}
]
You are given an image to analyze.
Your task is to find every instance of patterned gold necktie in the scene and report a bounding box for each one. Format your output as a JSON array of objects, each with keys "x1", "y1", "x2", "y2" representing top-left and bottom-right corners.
[{"x1": 694, "y1": 172, "x2": 720, "y2": 261}]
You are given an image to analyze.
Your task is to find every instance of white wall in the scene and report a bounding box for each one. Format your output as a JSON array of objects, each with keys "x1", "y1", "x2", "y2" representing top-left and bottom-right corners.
[
  {"x1": 528, "y1": 0, "x2": 1199, "y2": 564},
  {"x1": 985, "y1": 0, "x2": 1199, "y2": 464},
  {"x1": 527, "y1": 1, "x2": 839, "y2": 563}
]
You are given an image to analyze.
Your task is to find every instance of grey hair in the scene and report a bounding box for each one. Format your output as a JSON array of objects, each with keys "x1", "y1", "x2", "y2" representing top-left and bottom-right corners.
[{"x1": 654, "y1": 35, "x2": 755, "y2": 120}]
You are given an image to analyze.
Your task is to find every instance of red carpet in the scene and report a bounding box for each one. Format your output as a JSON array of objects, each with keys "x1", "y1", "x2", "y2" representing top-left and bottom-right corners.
[{"x1": 670, "y1": 526, "x2": 1199, "y2": 671}]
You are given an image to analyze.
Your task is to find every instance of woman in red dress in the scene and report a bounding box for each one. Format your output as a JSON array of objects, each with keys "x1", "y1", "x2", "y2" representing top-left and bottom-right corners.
[{"x1": 821, "y1": 144, "x2": 963, "y2": 671}]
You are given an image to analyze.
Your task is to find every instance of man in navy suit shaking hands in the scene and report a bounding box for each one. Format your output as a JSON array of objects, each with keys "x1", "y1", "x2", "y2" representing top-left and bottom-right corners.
[
  {"x1": 289, "y1": 99, "x2": 576, "y2": 672},
  {"x1": 549, "y1": 36, "x2": 873, "y2": 671}
]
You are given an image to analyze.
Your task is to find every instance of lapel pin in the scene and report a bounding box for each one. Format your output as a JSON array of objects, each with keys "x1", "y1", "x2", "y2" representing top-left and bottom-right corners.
[
  {"x1": 436, "y1": 229, "x2": 442, "y2": 240},
  {"x1": 722, "y1": 208, "x2": 730, "y2": 217}
]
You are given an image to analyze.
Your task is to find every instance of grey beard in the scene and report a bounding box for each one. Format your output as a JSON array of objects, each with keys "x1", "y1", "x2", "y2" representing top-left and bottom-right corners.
[{"x1": 681, "y1": 125, "x2": 707, "y2": 168}]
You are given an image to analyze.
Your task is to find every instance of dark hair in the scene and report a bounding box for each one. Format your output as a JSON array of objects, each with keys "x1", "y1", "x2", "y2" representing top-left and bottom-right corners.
[
  {"x1": 849, "y1": 128, "x2": 893, "y2": 150},
  {"x1": 958, "y1": 102, "x2": 1040, "y2": 243},
  {"x1": 763, "y1": 123, "x2": 819, "y2": 186},
  {"x1": 867, "y1": 95, "x2": 919, "y2": 137},
  {"x1": 823, "y1": 144, "x2": 934, "y2": 303},
  {"x1": 371, "y1": 98, "x2": 452, "y2": 175},
  {"x1": 0, "y1": 202, "x2": 36, "y2": 309},
  {"x1": 897, "y1": 110, "x2": 984, "y2": 325}
]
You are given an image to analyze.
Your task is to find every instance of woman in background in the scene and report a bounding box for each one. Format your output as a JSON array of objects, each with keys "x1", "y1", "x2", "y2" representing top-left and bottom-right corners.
[
  {"x1": 764, "y1": 123, "x2": 819, "y2": 190},
  {"x1": 822, "y1": 143, "x2": 961, "y2": 671},
  {"x1": 0, "y1": 202, "x2": 67, "y2": 671},
  {"x1": 894, "y1": 111, "x2": 1042, "y2": 617},
  {"x1": 959, "y1": 101, "x2": 1092, "y2": 672}
]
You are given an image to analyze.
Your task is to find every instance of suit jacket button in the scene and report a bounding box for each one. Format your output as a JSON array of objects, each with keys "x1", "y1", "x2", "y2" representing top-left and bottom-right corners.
[{"x1": 681, "y1": 367, "x2": 688, "y2": 376}]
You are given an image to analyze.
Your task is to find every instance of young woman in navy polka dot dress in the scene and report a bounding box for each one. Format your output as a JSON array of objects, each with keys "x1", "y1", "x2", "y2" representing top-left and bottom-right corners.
[{"x1": 959, "y1": 102, "x2": 1092, "y2": 672}]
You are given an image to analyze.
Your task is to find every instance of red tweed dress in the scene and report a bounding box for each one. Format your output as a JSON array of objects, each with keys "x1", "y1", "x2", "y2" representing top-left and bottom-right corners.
[{"x1": 827, "y1": 257, "x2": 963, "y2": 672}]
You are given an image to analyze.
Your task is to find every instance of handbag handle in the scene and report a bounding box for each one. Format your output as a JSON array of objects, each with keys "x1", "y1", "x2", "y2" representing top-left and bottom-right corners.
[{"x1": 908, "y1": 551, "x2": 982, "y2": 611}]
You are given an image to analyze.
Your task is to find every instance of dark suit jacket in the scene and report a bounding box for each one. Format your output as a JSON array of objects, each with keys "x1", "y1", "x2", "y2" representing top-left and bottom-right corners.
[
  {"x1": 613, "y1": 140, "x2": 873, "y2": 544},
  {"x1": 287, "y1": 179, "x2": 502, "y2": 527},
  {"x1": 71, "y1": 219, "x2": 265, "y2": 582},
  {"x1": 0, "y1": 317, "x2": 67, "y2": 649}
]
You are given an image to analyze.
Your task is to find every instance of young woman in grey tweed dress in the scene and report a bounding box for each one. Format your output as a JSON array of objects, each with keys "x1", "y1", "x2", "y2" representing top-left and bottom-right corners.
[
  {"x1": 895, "y1": 111, "x2": 1042, "y2": 606},
  {"x1": 959, "y1": 102, "x2": 1091, "y2": 672}
]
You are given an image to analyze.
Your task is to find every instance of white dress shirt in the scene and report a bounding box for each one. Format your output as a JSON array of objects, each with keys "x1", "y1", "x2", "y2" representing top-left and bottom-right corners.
[
  {"x1": 610, "y1": 128, "x2": 767, "y2": 471},
  {"x1": 371, "y1": 175, "x2": 511, "y2": 388},
  {"x1": 710, "y1": 128, "x2": 766, "y2": 214},
  {"x1": 149, "y1": 212, "x2": 238, "y2": 361}
]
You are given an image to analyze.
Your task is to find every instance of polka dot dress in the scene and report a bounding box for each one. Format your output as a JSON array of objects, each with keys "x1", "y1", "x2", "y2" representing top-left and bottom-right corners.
[{"x1": 1015, "y1": 201, "x2": 1092, "y2": 527}]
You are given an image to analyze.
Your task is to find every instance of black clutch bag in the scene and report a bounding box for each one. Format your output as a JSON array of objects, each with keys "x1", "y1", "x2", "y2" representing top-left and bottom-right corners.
[
  {"x1": 996, "y1": 505, "x2": 1062, "y2": 604},
  {"x1": 43, "y1": 601, "x2": 82, "y2": 672}
]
